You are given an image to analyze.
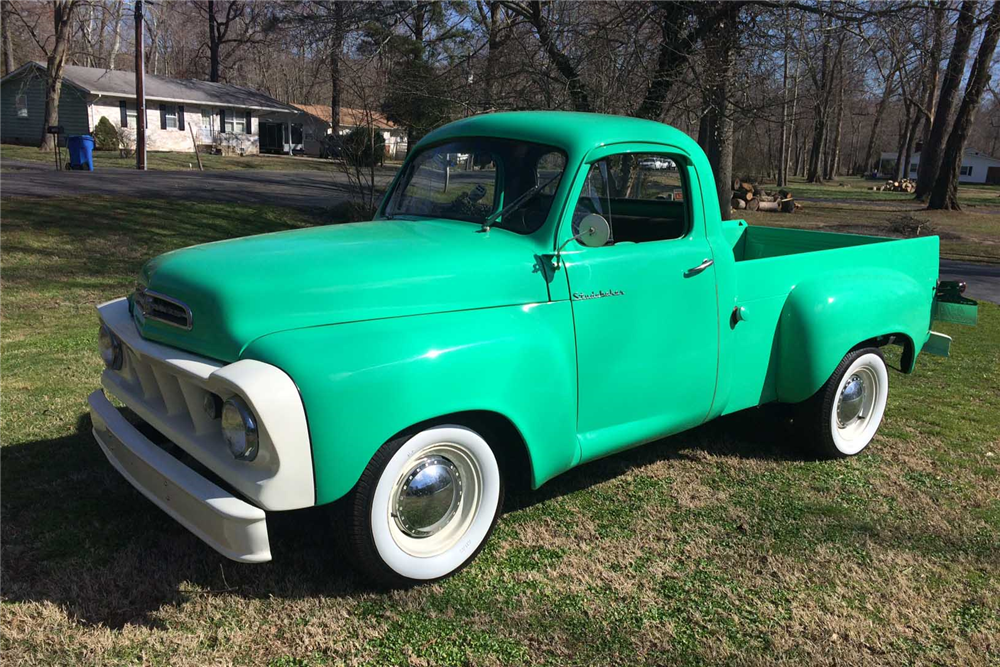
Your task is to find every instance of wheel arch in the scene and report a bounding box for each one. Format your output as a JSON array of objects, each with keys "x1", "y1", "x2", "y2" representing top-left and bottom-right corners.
[
  {"x1": 776, "y1": 271, "x2": 931, "y2": 403},
  {"x1": 384, "y1": 409, "x2": 535, "y2": 494}
]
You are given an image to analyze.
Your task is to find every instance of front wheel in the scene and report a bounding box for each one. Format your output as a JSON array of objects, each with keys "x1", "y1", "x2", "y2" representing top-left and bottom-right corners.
[
  {"x1": 800, "y1": 347, "x2": 889, "y2": 458},
  {"x1": 344, "y1": 425, "x2": 504, "y2": 587}
]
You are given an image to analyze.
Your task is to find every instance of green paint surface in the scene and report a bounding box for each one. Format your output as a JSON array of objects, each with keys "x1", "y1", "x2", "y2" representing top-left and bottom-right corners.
[{"x1": 134, "y1": 112, "x2": 955, "y2": 504}]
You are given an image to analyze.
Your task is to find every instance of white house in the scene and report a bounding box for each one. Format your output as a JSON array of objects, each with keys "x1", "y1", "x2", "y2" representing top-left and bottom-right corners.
[
  {"x1": 293, "y1": 103, "x2": 408, "y2": 160},
  {"x1": 1, "y1": 62, "x2": 301, "y2": 154},
  {"x1": 878, "y1": 147, "x2": 1000, "y2": 184}
]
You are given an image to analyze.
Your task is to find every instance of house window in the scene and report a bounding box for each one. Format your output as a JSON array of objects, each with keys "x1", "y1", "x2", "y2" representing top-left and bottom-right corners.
[
  {"x1": 16, "y1": 94, "x2": 28, "y2": 118},
  {"x1": 164, "y1": 105, "x2": 178, "y2": 129},
  {"x1": 910, "y1": 163, "x2": 918, "y2": 173},
  {"x1": 223, "y1": 111, "x2": 246, "y2": 133},
  {"x1": 960, "y1": 165, "x2": 973, "y2": 176},
  {"x1": 120, "y1": 101, "x2": 137, "y2": 127}
]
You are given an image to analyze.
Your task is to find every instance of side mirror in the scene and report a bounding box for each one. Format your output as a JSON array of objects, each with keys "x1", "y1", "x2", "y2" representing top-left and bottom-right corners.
[
  {"x1": 574, "y1": 213, "x2": 611, "y2": 248},
  {"x1": 552, "y1": 214, "x2": 611, "y2": 269}
]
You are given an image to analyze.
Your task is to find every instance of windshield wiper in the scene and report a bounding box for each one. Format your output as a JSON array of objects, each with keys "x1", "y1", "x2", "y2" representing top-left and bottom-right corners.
[{"x1": 481, "y1": 171, "x2": 561, "y2": 232}]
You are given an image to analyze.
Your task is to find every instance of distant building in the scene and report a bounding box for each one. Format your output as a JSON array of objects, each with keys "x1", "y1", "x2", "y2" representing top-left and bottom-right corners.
[
  {"x1": 1, "y1": 62, "x2": 301, "y2": 155},
  {"x1": 878, "y1": 146, "x2": 1000, "y2": 184},
  {"x1": 293, "y1": 103, "x2": 408, "y2": 160}
]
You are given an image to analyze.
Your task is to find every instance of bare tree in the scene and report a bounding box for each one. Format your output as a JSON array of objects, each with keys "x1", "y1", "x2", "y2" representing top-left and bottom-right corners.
[
  {"x1": 35, "y1": 0, "x2": 79, "y2": 150},
  {"x1": 1, "y1": 0, "x2": 15, "y2": 74},
  {"x1": 915, "y1": 0, "x2": 977, "y2": 200},
  {"x1": 929, "y1": 0, "x2": 1000, "y2": 210},
  {"x1": 200, "y1": 0, "x2": 266, "y2": 82}
]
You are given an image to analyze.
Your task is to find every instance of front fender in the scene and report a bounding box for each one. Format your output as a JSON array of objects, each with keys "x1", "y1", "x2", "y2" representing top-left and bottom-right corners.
[
  {"x1": 776, "y1": 269, "x2": 932, "y2": 403},
  {"x1": 241, "y1": 302, "x2": 579, "y2": 505}
]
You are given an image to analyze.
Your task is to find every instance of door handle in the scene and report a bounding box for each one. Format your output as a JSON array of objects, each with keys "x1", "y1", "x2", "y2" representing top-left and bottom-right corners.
[{"x1": 685, "y1": 258, "x2": 714, "y2": 277}]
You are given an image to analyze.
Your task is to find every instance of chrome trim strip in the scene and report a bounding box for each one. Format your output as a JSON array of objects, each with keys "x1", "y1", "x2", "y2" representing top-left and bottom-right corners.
[{"x1": 136, "y1": 287, "x2": 194, "y2": 330}]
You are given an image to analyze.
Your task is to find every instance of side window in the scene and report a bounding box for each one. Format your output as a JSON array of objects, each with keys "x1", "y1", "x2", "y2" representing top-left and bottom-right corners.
[
  {"x1": 16, "y1": 94, "x2": 28, "y2": 118},
  {"x1": 573, "y1": 153, "x2": 688, "y2": 245}
]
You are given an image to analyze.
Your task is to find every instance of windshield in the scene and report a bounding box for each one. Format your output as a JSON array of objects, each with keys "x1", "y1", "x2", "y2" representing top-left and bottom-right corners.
[{"x1": 384, "y1": 138, "x2": 566, "y2": 234}]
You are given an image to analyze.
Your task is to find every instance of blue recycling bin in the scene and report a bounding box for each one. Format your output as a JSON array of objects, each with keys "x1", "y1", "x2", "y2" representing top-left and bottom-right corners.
[{"x1": 67, "y1": 135, "x2": 95, "y2": 171}]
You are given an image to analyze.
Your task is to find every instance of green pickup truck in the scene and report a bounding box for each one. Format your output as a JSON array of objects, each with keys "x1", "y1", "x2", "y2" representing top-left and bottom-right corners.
[{"x1": 90, "y1": 111, "x2": 977, "y2": 586}]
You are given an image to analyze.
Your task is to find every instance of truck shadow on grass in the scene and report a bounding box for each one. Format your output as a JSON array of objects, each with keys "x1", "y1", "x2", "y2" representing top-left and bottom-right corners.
[{"x1": 0, "y1": 407, "x2": 984, "y2": 630}]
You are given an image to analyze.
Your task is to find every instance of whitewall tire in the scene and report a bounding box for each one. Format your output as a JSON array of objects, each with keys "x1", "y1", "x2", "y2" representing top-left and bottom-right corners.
[
  {"x1": 345, "y1": 425, "x2": 503, "y2": 586},
  {"x1": 801, "y1": 347, "x2": 889, "y2": 458}
]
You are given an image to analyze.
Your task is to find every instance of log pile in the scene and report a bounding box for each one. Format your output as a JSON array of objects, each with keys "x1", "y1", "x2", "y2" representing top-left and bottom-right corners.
[
  {"x1": 731, "y1": 180, "x2": 797, "y2": 213},
  {"x1": 870, "y1": 178, "x2": 916, "y2": 193}
]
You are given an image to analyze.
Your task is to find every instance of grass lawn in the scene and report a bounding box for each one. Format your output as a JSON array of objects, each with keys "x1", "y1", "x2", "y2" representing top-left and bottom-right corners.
[
  {"x1": 744, "y1": 200, "x2": 1000, "y2": 263},
  {"x1": 2, "y1": 197, "x2": 999, "y2": 665},
  {"x1": 777, "y1": 175, "x2": 1000, "y2": 208},
  {"x1": 1, "y1": 142, "x2": 346, "y2": 173}
]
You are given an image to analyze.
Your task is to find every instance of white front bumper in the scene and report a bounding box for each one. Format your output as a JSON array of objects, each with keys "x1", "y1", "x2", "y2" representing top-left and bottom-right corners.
[{"x1": 90, "y1": 389, "x2": 271, "y2": 562}]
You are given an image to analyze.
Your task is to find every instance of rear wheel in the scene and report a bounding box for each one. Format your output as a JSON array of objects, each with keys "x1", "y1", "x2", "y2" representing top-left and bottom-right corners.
[
  {"x1": 800, "y1": 347, "x2": 889, "y2": 458},
  {"x1": 344, "y1": 425, "x2": 503, "y2": 587}
]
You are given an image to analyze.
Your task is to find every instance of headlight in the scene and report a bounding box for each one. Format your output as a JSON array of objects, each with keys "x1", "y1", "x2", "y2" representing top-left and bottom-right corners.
[
  {"x1": 98, "y1": 323, "x2": 122, "y2": 370},
  {"x1": 221, "y1": 396, "x2": 259, "y2": 461}
]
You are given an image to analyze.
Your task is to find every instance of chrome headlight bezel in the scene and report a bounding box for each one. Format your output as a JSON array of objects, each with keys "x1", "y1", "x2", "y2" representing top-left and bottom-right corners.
[
  {"x1": 98, "y1": 322, "x2": 123, "y2": 370},
  {"x1": 221, "y1": 396, "x2": 259, "y2": 462}
]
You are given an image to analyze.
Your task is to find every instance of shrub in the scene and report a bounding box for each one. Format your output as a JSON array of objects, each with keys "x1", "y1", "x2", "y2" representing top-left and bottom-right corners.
[
  {"x1": 114, "y1": 122, "x2": 136, "y2": 158},
  {"x1": 341, "y1": 126, "x2": 385, "y2": 168},
  {"x1": 92, "y1": 116, "x2": 118, "y2": 151}
]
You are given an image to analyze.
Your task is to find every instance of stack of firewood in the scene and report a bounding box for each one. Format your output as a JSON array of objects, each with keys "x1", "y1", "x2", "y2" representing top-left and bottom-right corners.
[
  {"x1": 870, "y1": 178, "x2": 916, "y2": 193},
  {"x1": 731, "y1": 180, "x2": 797, "y2": 213}
]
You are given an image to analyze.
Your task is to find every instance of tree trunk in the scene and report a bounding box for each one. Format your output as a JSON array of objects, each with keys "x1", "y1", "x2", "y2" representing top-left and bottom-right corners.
[
  {"x1": 862, "y1": 70, "x2": 894, "y2": 175},
  {"x1": 108, "y1": 0, "x2": 122, "y2": 70},
  {"x1": 826, "y1": 60, "x2": 844, "y2": 180},
  {"x1": 329, "y1": 1, "x2": 344, "y2": 130},
  {"x1": 208, "y1": 0, "x2": 220, "y2": 82},
  {"x1": 929, "y1": 1, "x2": 1000, "y2": 210},
  {"x1": 697, "y1": 4, "x2": 738, "y2": 219},
  {"x1": 778, "y1": 24, "x2": 790, "y2": 187},
  {"x1": 894, "y1": 104, "x2": 910, "y2": 181},
  {"x1": 40, "y1": 0, "x2": 78, "y2": 151},
  {"x1": 1, "y1": 0, "x2": 14, "y2": 75},
  {"x1": 479, "y1": 1, "x2": 500, "y2": 111},
  {"x1": 915, "y1": 0, "x2": 976, "y2": 200},
  {"x1": 807, "y1": 107, "x2": 826, "y2": 183},
  {"x1": 147, "y1": 5, "x2": 158, "y2": 75},
  {"x1": 902, "y1": 99, "x2": 923, "y2": 178},
  {"x1": 919, "y1": 2, "x2": 945, "y2": 144}
]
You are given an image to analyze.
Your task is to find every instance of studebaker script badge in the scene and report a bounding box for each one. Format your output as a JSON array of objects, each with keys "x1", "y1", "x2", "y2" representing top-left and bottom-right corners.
[{"x1": 572, "y1": 289, "x2": 624, "y2": 301}]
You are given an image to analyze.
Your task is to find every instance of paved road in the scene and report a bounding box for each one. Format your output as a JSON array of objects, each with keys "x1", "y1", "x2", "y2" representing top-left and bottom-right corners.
[
  {"x1": 939, "y1": 260, "x2": 1000, "y2": 305},
  {"x1": 0, "y1": 159, "x2": 396, "y2": 210}
]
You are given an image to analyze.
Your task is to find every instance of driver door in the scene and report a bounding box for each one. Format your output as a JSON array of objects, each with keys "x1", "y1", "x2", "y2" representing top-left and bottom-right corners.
[{"x1": 564, "y1": 149, "x2": 720, "y2": 461}]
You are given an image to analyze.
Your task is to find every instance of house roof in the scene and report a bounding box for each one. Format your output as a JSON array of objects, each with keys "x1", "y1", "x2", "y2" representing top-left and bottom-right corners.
[
  {"x1": 2, "y1": 62, "x2": 298, "y2": 113},
  {"x1": 294, "y1": 103, "x2": 398, "y2": 129}
]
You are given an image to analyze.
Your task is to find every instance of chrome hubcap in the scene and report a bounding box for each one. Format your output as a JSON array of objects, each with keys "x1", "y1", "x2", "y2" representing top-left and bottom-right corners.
[
  {"x1": 392, "y1": 455, "x2": 463, "y2": 538},
  {"x1": 837, "y1": 374, "x2": 866, "y2": 427}
]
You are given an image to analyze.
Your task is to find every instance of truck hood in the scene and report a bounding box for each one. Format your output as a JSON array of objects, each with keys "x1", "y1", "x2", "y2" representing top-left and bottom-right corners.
[{"x1": 136, "y1": 218, "x2": 551, "y2": 361}]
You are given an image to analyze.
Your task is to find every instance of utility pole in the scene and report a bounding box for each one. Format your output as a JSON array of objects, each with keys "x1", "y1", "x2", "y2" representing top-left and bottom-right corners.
[{"x1": 134, "y1": 0, "x2": 147, "y2": 170}]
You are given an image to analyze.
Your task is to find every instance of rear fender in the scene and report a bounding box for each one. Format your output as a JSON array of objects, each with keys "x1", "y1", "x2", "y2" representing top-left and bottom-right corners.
[{"x1": 775, "y1": 270, "x2": 931, "y2": 403}]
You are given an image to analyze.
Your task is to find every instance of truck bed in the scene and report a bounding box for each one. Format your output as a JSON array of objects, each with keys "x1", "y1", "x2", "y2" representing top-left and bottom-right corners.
[{"x1": 719, "y1": 221, "x2": 939, "y2": 415}]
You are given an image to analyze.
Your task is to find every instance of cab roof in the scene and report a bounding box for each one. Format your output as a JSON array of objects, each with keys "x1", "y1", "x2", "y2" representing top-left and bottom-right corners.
[{"x1": 416, "y1": 111, "x2": 701, "y2": 161}]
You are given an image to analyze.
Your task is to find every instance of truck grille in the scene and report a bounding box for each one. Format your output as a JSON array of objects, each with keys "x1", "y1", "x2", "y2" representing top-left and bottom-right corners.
[
  {"x1": 134, "y1": 287, "x2": 192, "y2": 330},
  {"x1": 115, "y1": 340, "x2": 222, "y2": 439}
]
